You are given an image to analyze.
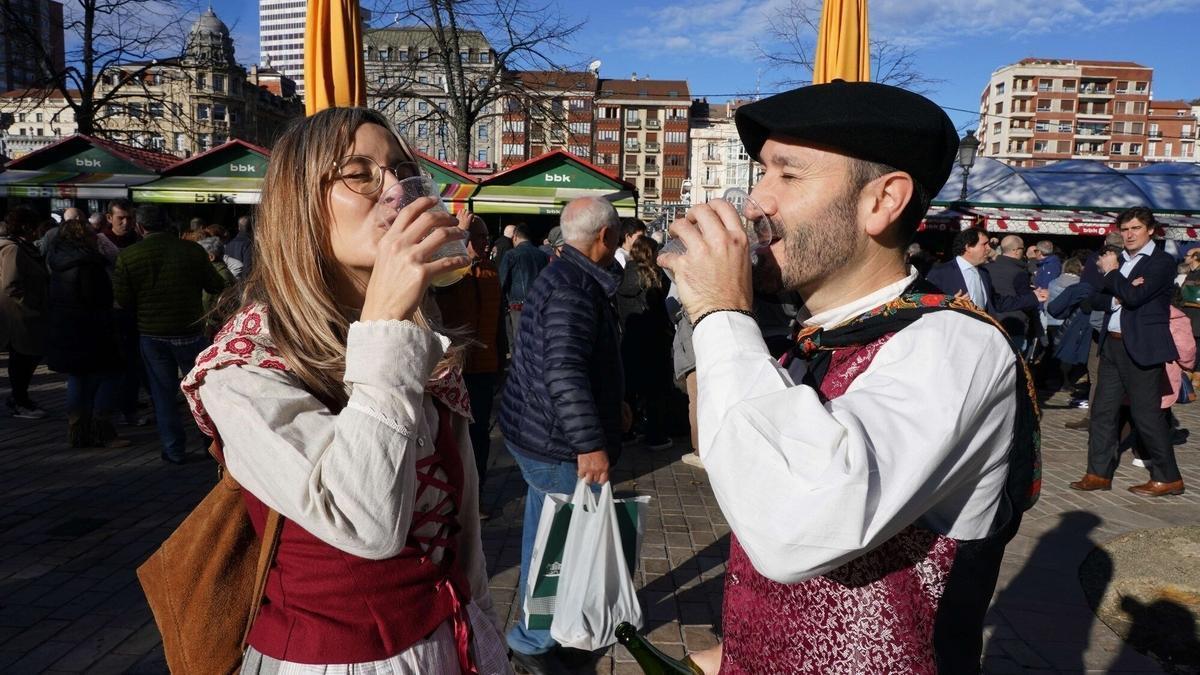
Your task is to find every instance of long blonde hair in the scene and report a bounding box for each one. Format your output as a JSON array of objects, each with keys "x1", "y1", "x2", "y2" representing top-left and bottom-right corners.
[{"x1": 242, "y1": 107, "x2": 451, "y2": 410}]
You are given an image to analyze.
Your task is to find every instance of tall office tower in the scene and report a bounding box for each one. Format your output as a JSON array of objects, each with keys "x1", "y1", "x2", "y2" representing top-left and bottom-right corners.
[
  {"x1": 259, "y1": 0, "x2": 307, "y2": 99},
  {"x1": 0, "y1": 0, "x2": 65, "y2": 92}
]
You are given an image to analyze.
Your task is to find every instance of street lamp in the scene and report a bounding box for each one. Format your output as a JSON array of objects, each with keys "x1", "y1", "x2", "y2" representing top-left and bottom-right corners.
[{"x1": 957, "y1": 130, "x2": 980, "y2": 202}]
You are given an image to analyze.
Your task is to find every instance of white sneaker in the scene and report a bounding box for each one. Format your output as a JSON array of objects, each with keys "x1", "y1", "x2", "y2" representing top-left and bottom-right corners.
[
  {"x1": 7, "y1": 399, "x2": 46, "y2": 419},
  {"x1": 681, "y1": 453, "x2": 705, "y2": 469}
]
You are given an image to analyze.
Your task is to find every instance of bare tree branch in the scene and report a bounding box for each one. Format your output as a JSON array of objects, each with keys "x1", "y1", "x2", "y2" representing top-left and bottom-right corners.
[
  {"x1": 755, "y1": 0, "x2": 942, "y2": 94},
  {"x1": 363, "y1": 0, "x2": 585, "y2": 170}
]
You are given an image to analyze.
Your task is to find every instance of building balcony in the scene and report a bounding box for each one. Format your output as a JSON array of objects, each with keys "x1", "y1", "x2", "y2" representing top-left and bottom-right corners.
[
  {"x1": 643, "y1": 188, "x2": 659, "y2": 198},
  {"x1": 701, "y1": 178, "x2": 721, "y2": 188},
  {"x1": 624, "y1": 165, "x2": 639, "y2": 175},
  {"x1": 1072, "y1": 153, "x2": 1109, "y2": 160},
  {"x1": 702, "y1": 154, "x2": 721, "y2": 163},
  {"x1": 1149, "y1": 131, "x2": 1163, "y2": 139},
  {"x1": 1011, "y1": 89, "x2": 1035, "y2": 97},
  {"x1": 646, "y1": 119, "x2": 661, "y2": 130},
  {"x1": 625, "y1": 141, "x2": 640, "y2": 152},
  {"x1": 1076, "y1": 130, "x2": 1111, "y2": 139},
  {"x1": 643, "y1": 166, "x2": 659, "y2": 175},
  {"x1": 625, "y1": 119, "x2": 641, "y2": 129},
  {"x1": 1076, "y1": 110, "x2": 1113, "y2": 119},
  {"x1": 1009, "y1": 127, "x2": 1034, "y2": 137},
  {"x1": 1010, "y1": 109, "x2": 1035, "y2": 116},
  {"x1": 645, "y1": 141, "x2": 660, "y2": 152}
]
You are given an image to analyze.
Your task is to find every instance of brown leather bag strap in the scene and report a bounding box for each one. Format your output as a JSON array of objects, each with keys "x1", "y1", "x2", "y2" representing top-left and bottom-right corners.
[{"x1": 242, "y1": 507, "x2": 284, "y2": 649}]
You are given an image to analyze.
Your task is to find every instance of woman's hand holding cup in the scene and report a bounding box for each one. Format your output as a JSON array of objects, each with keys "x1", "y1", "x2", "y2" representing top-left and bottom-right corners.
[{"x1": 360, "y1": 196, "x2": 467, "y2": 322}]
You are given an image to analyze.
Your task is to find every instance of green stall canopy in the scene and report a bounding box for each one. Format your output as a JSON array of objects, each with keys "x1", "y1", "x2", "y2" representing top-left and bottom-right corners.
[
  {"x1": 133, "y1": 140, "x2": 271, "y2": 205},
  {"x1": 0, "y1": 135, "x2": 175, "y2": 199},
  {"x1": 417, "y1": 153, "x2": 479, "y2": 214},
  {"x1": 471, "y1": 151, "x2": 637, "y2": 217}
]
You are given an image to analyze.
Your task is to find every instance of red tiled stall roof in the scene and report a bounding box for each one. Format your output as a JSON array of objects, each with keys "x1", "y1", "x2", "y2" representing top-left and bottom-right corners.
[{"x1": 6, "y1": 134, "x2": 177, "y2": 172}]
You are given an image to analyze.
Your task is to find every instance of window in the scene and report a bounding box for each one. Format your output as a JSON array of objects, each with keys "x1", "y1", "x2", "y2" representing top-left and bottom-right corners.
[
  {"x1": 397, "y1": 100, "x2": 409, "y2": 112},
  {"x1": 197, "y1": 103, "x2": 209, "y2": 120},
  {"x1": 1062, "y1": 79, "x2": 1076, "y2": 91},
  {"x1": 213, "y1": 74, "x2": 225, "y2": 92},
  {"x1": 705, "y1": 142, "x2": 718, "y2": 160},
  {"x1": 17, "y1": 113, "x2": 25, "y2": 122},
  {"x1": 477, "y1": 124, "x2": 488, "y2": 139},
  {"x1": 597, "y1": 129, "x2": 618, "y2": 141},
  {"x1": 1058, "y1": 122, "x2": 1072, "y2": 133},
  {"x1": 379, "y1": 47, "x2": 390, "y2": 61},
  {"x1": 213, "y1": 133, "x2": 227, "y2": 146},
  {"x1": 437, "y1": 148, "x2": 446, "y2": 161},
  {"x1": 1165, "y1": 143, "x2": 1174, "y2": 156},
  {"x1": 569, "y1": 144, "x2": 588, "y2": 157},
  {"x1": 1060, "y1": 100, "x2": 1074, "y2": 112},
  {"x1": 477, "y1": 149, "x2": 488, "y2": 162},
  {"x1": 175, "y1": 133, "x2": 186, "y2": 151},
  {"x1": 994, "y1": 82, "x2": 1005, "y2": 95},
  {"x1": 1133, "y1": 102, "x2": 1146, "y2": 114},
  {"x1": 199, "y1": 133, "x2": 211, "y2": 151},
  {"x1": 665, "y1": 131, "x2": 686, "y2": 143},
  {"x1": 994, "y1": 121, "x2": 1002, "y2": 133},
  {"x1": 418, "y1": 76, "x2": 429, "y2": 84},
  {"x1": 668, "y1": 107, "x2": 687, "y2": 119},
  {"x1": 1036, "y1": 100, "x2": 1051, "y2": 112},
  {"x1": 1131, "y1": 122, "x2": 1144, "y2": 134},
  {"x1": 569, "y1": 122, "x2": 590, "y2": 134},
  {"x1": 598, "y1": 106, "x2": 618, "y2": 119},
  {"x1": 1117, "y1": 81, "x2": 1129, "y2": 93},
  {"x1": 417, "y1": 122, "x2": 427, "y2": 136},
  {"x1": 644, "y1": 178, "x2": 657, "y2": 191},
  {"x1": 666, "y1": 154, "x2": 684, "y2": 167},
  {"x1": 213, "y1": 104, "x2": 226, "y2": 121},
  {"x1": 1130, "y1": 143, "x2": 1142, "y2": 154},
  {"x1": 197, "y1": 73, "x2": 206, "y2": 89},
  {"x1": 149, "y1": 101, "x2": 163, "y2": 118},
  {"x1": 478, "y1": 52, "x2": 490, "y2": 63},
  {"x1": 991, "y1": 142, "x2": 1000, "y2": 154},
  {"x1": 625, "y1": 109, "x2": 640, "y2": 123},
  {"x1": 1134, "y1": 81, "x2": 1148, "y2": 93},
  {"x1": 419, "y1": 49, "x2": 429, "y2": 59},
  {"x1": 994, "y1": 101, "x2": 1003, "y2": 114},
  {"x1": 418, "y1": 101, "x2": 428, "y2": 111},
  {"x1": 1148, "y1": 142, "x2": 1158, "y2": 156},
  {"x1": 503, "y1": 119, "x2": 525, "y2": 133},
  {"x1": 503, "y1": 143, "x2": 523, "y2": 155},
  {"x1": 1037, "y1": 80, "x2": 1051, "y2": 92},
  {"x1": 1035, "y1": 121, "x2": 1050, "y2": 132},
  {"x1": 569, "y1": 98, "x2": 587, "y2": 110},
  {"x1": 1149, "y1": 123, "x2": 1160, "y2": 137}
]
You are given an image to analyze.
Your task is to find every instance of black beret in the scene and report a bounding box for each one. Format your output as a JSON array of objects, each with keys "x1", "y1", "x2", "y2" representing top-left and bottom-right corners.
[{"x1": 735, "y1": 81, "x2": 959, "y2": 198}]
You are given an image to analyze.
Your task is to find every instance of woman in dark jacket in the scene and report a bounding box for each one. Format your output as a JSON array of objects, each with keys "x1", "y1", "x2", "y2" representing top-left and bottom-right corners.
[
  {"x1": 616, "y1": 237, "x2": 675, "y2": 449},
  {"x1": 45, "y1": 219, "x2": 129, "y2": 448},
  {"x1": 1, "y1": 206, "x2": 50, "y2": 419}
]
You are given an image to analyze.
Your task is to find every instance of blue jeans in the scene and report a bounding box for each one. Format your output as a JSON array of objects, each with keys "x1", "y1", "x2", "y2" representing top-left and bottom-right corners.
[
  {"x1": 140, "y1": 334, "x2": 208, "y2": 459},
  {"x1": 66, "y1": 372, "x2": 119, "y2": 418},
  {"x1": 506, "y1": 445, "x2": 584, "y2": 656}
]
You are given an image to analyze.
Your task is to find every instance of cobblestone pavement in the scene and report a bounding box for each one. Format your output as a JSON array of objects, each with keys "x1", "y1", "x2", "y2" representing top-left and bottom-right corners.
[{"x1": 1, "y1": 359, "x2": 1197, "y2": 673}]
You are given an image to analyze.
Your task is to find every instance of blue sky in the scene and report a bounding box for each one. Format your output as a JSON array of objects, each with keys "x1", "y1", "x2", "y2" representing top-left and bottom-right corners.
[{"x1": 208, "y1": 0, "x2": 1200, "y2": 131}]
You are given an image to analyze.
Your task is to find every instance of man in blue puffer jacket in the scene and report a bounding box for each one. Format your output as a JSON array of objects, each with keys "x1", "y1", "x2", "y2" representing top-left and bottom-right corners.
[{"x1": 499, "y1": 196, "x2": 625, "y2": 673}]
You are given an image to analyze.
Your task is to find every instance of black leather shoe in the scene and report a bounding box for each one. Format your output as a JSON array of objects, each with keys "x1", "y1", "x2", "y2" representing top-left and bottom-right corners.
[{"x1": 510, "y1": 649, "x2": 571, "y2": 675}]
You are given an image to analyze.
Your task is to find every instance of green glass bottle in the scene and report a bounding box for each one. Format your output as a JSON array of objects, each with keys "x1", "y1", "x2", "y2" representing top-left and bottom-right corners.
[{"x1": 614, "y1": 622, "x2": 706, "y2": 675}]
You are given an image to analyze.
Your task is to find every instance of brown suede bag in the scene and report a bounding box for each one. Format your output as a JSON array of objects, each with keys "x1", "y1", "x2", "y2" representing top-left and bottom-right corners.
[{"x1": 136, "y1": 443, "x2": 283, "y2": 674}]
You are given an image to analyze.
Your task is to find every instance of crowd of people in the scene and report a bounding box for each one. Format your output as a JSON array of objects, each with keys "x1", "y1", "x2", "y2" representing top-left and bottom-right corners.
[
  {"x1": 0, "y1": 81, "x2": 1193, "y2": 674},
  {"x1": 1, "y1": 200, "x2": 251, "y2": 456}
]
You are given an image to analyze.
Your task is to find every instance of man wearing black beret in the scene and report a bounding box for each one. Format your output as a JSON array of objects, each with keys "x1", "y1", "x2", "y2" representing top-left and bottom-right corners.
[{"x1": 660, "y1": 81, "x2": 1039, "y2": 674}]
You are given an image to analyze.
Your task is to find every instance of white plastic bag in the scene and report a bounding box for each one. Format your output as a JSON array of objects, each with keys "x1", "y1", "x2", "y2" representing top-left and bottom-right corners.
[{"x1": 549, "y1": 479, "x2": 644, "y2": 650}]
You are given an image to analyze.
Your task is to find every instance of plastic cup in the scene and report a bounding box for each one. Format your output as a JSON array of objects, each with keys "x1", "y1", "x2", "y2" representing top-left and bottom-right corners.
[
  {"x1": 374, "y1": 174, "x2": 468, "y2": 287},
  {"x1": 660, "y1": 188, "x2": 777, "y2": 280}
]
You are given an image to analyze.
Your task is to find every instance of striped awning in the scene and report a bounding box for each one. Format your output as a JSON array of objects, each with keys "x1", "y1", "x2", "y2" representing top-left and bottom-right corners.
[
  {"x1": 922, "y1": 206, "x2": 1200, "y2": 240},
  {"x1": 471, "y1": 185, "x2": 638, "y2": 218},
  {"x1": 0, "y1": 170, "x2": 157, "y2": 199}
]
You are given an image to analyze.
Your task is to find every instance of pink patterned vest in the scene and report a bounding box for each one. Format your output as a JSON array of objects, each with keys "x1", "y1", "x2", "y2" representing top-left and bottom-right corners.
[{"x1": 720, "y1": 311, "x2": 1032, "y2": 674}]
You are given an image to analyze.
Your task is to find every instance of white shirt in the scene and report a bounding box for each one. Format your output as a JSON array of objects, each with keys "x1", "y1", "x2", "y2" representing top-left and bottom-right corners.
[
  {"x1": 1107, "y1": 239, "x2": 1155, "y2": 333},
  {"x1": 614, "y1": 247, "x2": 630, "y2": 268},
  {"x1": 955, "y1": 255, "x2": 988, "y2": 309},
  {"x1": 693, "y1": 270, "x2": 1018, "y2": 583},
  {"x1": 198, "y1": 320, "x2": 508, "y2": 672}
]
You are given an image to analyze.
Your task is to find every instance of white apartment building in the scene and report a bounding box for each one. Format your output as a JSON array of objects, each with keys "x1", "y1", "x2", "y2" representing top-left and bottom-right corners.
[
  {"x1": 259, "y1": 0, "x2": 307, "y2": 99},
  {"x1": 688, "y1": 98, "x2": 752, "y2": 204}
]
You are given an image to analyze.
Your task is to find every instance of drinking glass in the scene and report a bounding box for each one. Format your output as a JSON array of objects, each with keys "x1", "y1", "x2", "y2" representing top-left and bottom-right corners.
[
  {"x1": 372, "y1": 174, "x2": 469, "y2": 287},
  {"x1": 660, "y1": 188, "x2": 778, "y2": 278}
]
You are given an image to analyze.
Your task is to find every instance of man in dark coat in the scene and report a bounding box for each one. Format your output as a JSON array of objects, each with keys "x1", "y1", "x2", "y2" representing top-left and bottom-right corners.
[
  {"x1": 499, "y1": 196, "x2": 626, "y2": 673},
  {"x1": 986, "y1": 234, "x2": 1044, "y2": 352},
  {"x1": 1071, "y1": 207, "x2": 1185, "y2": 497},
  {"x1": 926, "y1": 227, "x2": 1046, "y2": 314}
]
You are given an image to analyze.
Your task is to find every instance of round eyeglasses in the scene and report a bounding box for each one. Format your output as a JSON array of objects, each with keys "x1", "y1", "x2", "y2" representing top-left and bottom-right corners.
[{"x1": 330, "y1": 155, "x2": 423, "y2": 195}]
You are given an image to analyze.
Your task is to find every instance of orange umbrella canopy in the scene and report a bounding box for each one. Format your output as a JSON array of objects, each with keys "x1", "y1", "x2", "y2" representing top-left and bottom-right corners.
[
  {"x1": 304, "y1": 0, "x2": 367, "y2": 115},
  {"x1": 812, "y1": 0, "x2": 870, "y2": 84}
]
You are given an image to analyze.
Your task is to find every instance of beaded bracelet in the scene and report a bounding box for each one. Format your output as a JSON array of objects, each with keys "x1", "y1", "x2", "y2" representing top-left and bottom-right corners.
[{"x1": 691, "y1": 308, "x2": 756, "y2": 329}]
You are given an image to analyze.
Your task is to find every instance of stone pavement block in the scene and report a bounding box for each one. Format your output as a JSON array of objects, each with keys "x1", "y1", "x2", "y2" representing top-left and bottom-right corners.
[{"x1": 3, "y1": 639, "x2": 76, "y2": 675}]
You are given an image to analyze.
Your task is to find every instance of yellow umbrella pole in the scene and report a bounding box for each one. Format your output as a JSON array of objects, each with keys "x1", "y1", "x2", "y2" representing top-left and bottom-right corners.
[
  {"x1": 812, "y1": 0, "x2": 870, "y2": 84},
  {"x1": 304, "y1": 0, "x2": 367, "y2": 115}
]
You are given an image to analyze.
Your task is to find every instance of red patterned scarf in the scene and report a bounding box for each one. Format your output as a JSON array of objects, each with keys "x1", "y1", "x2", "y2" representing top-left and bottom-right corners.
[{"x1": 182, "y1": 303, "x2": 471, "y2": 437}]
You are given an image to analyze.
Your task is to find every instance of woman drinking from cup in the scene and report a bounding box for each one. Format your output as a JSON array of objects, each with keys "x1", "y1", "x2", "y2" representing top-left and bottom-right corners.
[{"x1": 181, "y1": 107, "x2": 510, "y2": 673}]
